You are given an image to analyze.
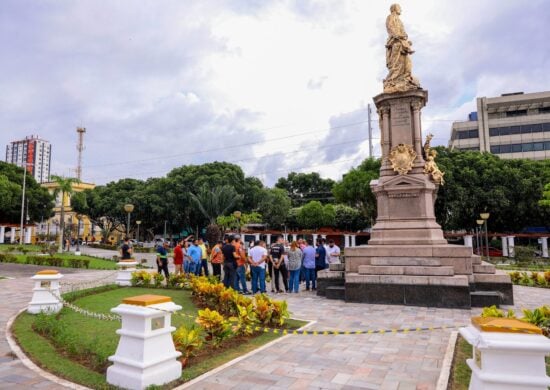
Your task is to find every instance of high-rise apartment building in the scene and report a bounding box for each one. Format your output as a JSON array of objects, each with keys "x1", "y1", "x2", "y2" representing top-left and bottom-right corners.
[
  {"x1": 5, "y1": 135, "x2": 52, "y2": 183},
  {"x1": 448, "y1": 91, "x2": 550, "y2": 159}
]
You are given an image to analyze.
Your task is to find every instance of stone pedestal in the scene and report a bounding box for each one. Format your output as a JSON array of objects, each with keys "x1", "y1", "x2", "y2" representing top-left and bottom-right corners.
[
  {"x1": 459, "y1": 317, "x2": 550, "y2": 390},
  {"x1": 540, "y1": 237, "x2": 548, "y2": 258},
  {"x1": 116, "y1": 260, "x2": 138, "y2": 286},
  {"x1": 327, "y1": 89, "x2": 513, "y2": 308},
  {"x1": 107, "y1": 294, "x2": 182, "y2": 390},
  {"x1": 28, "y1": 270, "x2": 63, "y2": 314}
]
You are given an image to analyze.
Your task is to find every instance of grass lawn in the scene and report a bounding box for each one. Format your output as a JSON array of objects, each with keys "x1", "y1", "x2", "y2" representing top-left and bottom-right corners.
[
  {"x1": 0, "y1": 244, "x2": 43, "y2": 252},
  {"x1": 8, "y1": 253, "x2": 118, "y2": 270},
  {"x1": 449, "y1": 335, "x2": 550, "y2": 389},
  {"x1": 13, "y1": 286, "x2": 306, "y2": 389}
]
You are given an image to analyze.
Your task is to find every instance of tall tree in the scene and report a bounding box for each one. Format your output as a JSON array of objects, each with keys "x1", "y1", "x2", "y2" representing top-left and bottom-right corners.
[
  {"x1": 539, "y1": 183, "x2": 550, "y2": 208},
  {"x1": 0, "y1": 162, "x2": 54, "y2": 224},
  {"x1": 332, "y1": 157, "x2": 380, "y2": 225},
  {"x1": 50, "y1": 175, "x2": 81, "y2": 252},
  {"x1": 275, "y1": 172, "x2": 335, "y2": 207},
  {"x1": 190, "y1": 185, "x2": 243, "y2": 243},
  {"x1": 257, "y1": 188, "x2": 292, "y2": 228},
  {"x1": 297, "y1": 201, "x2": 335, "y2": 230}
]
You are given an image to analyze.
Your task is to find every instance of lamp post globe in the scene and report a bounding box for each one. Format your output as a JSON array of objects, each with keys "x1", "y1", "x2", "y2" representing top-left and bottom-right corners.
[{"x1": 479, "y1": 213, "x2": 490, "y2": 262}]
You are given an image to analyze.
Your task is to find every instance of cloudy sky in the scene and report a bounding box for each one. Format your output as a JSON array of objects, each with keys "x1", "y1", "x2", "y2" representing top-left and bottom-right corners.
[{"x1": 1, "y1": 0, "x2": 549, "y2": 186}]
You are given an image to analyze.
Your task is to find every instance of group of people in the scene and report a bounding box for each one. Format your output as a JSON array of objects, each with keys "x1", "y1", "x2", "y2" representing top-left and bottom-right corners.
[{"x1": 151, "y1": 234, "x2": 341, "y2": 295}]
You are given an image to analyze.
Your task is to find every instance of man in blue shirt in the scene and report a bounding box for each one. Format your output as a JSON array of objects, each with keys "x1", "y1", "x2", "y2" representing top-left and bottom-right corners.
[
  {"x1": 302, "y1": 239, "x2": 317, "y2": 291},
  {"x1": 187, "y1": 239, "x2": 202, "y2": 276}
]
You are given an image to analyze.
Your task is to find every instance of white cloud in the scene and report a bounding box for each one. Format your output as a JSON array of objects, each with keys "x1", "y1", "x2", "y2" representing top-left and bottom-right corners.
[{"x1": 1, "y1": 0, "x2": 549, "y2": 186}]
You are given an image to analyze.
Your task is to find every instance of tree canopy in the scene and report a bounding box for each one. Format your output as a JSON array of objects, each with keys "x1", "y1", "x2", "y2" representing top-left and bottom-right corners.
[
  {"x1": 275, "y1": 172, "x2": 335, "y2": 207},
  {"x1": 0, "y1": 161, "x2": 54, "y2": 224}
]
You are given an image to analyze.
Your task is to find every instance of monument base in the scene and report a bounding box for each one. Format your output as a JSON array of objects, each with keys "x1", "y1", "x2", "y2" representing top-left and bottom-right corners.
[{"x1": 317, "y1": 244, "x2": 513, "y2": 308}]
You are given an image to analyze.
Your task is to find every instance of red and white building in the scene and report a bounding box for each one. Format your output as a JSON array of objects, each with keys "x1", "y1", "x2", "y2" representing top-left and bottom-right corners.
[{"x1": 5, "y1": 135, "x2": 51, "y2": 183}]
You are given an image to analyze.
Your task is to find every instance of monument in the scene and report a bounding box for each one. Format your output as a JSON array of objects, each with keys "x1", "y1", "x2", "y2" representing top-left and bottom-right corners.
[{"x1": 317, "y1": 4, "x2": 513, "y2": 308}]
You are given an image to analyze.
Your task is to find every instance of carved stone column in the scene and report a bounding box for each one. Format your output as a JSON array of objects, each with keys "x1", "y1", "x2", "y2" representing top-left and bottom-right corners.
[{"x1": 411, "y1": 100, "x2": 424, "y2": 163}]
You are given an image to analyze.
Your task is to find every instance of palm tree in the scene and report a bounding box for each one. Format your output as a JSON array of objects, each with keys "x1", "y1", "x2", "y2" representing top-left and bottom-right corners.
[
  {"x1": 190, "y1": 185, "x2": 243, "y2": 243},
  {"x1": 50, "y1": 175, "x2": 81, "y2": 253}
]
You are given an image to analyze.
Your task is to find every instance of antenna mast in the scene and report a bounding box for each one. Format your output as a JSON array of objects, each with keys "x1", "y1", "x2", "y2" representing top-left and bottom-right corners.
[{"x1": 76, "y1": 127, "x2": 86, "y2": 180}]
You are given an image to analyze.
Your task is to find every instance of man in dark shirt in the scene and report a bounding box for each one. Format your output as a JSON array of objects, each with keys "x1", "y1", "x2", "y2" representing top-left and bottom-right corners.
[
  {"x1": 221, "y1": 236, "x2": 238, "y2": 289},
  {"x1": 270, "y1": 236, "x2": 288, "y2": 293},
  {"x1": 120, "y1": 237, "x2": 133, "y2": 260},
  {"x1": 156, "y1": 242, "x2": 170, "y2": 279}
]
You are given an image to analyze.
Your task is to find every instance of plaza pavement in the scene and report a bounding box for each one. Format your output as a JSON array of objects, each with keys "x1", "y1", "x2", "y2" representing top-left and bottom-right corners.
[{"x1": 1, "y1": 263, "x2": 549, "y2": 390}]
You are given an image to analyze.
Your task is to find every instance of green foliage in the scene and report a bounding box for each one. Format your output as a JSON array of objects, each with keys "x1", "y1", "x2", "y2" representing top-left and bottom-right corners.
[
  {"x1": 229, "y1": 302, "x2": 259, "y2": 336},
  {"x1": 521, "y1": 307, "x2": 549, "y2": 328},
  {"x1": 0, "y1": 253, "x2": 17, "y2": 263},
  {"x1": 173, "y1": 324, "x2": 204, "y2": 359},
  {"x1": 217, "y1": 212, "x2": 262, "y2": 231},
  {"x1": 257, "y1": 188, "x2": 291, "y2": 228},
  {"x1": 0, "y1": 162, "x2": 54, "y2": 224},
  {"x1": 131, "y1": 270, "x2": 152, "y2": 286},
  {"x1": 539, "y1": 183, "x2": 550, "y2": 208},
  {"x1": 152, "y1": 272, "x2": 165, "y2": 288},
  {"x1": 297, "y1": 201, "x2": 335, "y2": 229},
  {"x1": 434, "y1": 148, "x2": 550, "y2": 231},
  {"x1": 275, "y1": 172, "x2": 335, "y2": 207},
  {"x1": 333, "y1": 204, "x2": 367, "y2": 231},
  {"x1": 332, "y1": 158, "x2": 380, "y2": 225},
  {"x1": 190, "y1": 185, "x2": 243, "y2": 225},
  {"x1": 481, "y1": 305, "x2": 516, "y2": 319},
  {"x1": 196, "y1": 308, "x2": 232, "y2": 347}
]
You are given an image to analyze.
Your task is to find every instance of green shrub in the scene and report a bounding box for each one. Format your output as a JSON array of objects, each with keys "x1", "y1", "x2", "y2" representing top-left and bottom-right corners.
[
  {"x1": 196, "y1": 308, "x2": 232, "y2": 347},
  {"x1": 65, "y1": 258, "x2": 90, "y2": 269},
  {"x1": 0, "y1": 253, "x2": 17, "y2": 263},
  {"x1": 152, "y1": 272, "x2": 165, "y2": 288},
  {"x1": 514, "y1": 246, "x2": 537, "y2": 264},
  {"x1": 131, "y1": 270, "x2": 152, "y2": 286}
]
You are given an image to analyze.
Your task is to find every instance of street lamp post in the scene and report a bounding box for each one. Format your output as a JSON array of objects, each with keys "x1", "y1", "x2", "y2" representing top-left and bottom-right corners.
[
  {"x1": 136, "y1": 220, "x2": 142, "y2": 243},
  {"x1": 124, "y1": 204, "x2": 134, "y2": 239},
  {"x1": 19, "y1": 162, "x2": 29, "y2": 244},
  {"x1": 476, "y1": 219, "x2": 484, "y2": 258},
  {"x1": 233, "y1": 211, "x2": 242, "y2": 235},
  {"x1": 480, "y1": 212, "x2": 490, "y2": 262}
]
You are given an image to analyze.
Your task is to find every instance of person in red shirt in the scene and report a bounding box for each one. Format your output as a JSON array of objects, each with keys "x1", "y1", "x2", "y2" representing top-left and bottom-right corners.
[{"x1": 173, "y1": 239, "x2": 184, "y2": 275}]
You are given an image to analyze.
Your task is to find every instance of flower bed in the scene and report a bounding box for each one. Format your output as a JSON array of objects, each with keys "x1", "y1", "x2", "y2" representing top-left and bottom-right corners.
[{"x1": 509, "y1": 270, "x2": 550, "y2": 288}]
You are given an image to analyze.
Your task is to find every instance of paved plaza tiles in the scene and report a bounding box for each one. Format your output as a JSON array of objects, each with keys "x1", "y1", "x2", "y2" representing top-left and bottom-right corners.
[{"x1": 1, "y1": 263, "x2": 549, "y2": 389}]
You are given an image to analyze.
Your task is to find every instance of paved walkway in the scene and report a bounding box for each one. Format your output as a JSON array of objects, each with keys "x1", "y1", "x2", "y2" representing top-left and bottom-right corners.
[{"x1": 1, "y1": 263, "x2": 549, "y2": 390}]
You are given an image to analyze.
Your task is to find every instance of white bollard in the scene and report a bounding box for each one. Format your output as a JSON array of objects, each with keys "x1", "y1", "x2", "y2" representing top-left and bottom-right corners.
[
  {"x1": 459, "y1": 317, "x2": 550, "y2": 390},
  {"x1": 541, "y1": 237, "x2": 548, "y2": 258},
  {"x1": 501, "y1": 237, "x2": 508, "y2": 257},
  {"x1": 507, "y1": 236, "x2": 515, "y2": 258},
  {"x1": 116, "y1": 260, "x2": 138, "y2": 286},
  {"x1": 107, "y1": 294, "x2": 182, "y2": 390},
  {"x1": 27, "y1": 270, "x2": 63, "y2": 314}
]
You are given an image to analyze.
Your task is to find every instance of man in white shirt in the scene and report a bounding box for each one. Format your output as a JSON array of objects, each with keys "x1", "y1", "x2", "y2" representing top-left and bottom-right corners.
[
  {"x1": 327, "y1": 239, "x2": 341, "y2": 264},
  {"x1": 248, "y1": 240, "x2": 268, "y2": 294}
]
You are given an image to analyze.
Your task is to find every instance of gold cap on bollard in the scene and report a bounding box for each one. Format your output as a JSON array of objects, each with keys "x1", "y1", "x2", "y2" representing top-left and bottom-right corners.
[
  {"x1": 122, "y1": 295, "x2": 172, "y2": 306},
  {"x1": 36, "y1": 270, "x2": 60, "y2": 275},
  {"x1": 471, "y1": 316, "x2": 542, "y2": 335}
]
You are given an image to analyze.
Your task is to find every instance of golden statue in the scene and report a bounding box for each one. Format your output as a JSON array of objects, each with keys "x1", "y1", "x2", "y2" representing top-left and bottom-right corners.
[
  {"x1": 383, "y1": 4, "x2": 421, "y2": 94},
  {"x1": 423, "y1": 134, "x2": 445, "y2": 185}
]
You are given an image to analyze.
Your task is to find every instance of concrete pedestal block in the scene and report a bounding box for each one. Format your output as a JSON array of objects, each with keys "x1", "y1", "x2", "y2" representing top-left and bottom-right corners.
[
  {"x1": 116, "y1": 260, "x2": 138, "y2": 286},
  {"x1": 107, "y1": 295, "x2": 182, "y2": 390},
  {"x1": 460, "y1": 317, "x2": 550, "y2": 390},
  {"x1": 28, "y1": 270, "x2": 63, "y2": 314}
]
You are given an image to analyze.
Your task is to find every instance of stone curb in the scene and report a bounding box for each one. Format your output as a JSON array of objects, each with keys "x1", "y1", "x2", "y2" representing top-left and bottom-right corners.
[
  {"x1": 175, "y1": 318, "x2": 317, "y2": 389},
  {"x1": 6, "y1": 307, "x2": 92, "y2": 390},
  {"x1": 436, "y1": 330, "x2": 458, "y2": 390}
]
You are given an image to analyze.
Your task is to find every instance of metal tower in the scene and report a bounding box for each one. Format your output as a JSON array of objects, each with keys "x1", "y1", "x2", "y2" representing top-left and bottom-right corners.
[{"x1": 76, "y1": 127, "x2": 86, "y2": 180}]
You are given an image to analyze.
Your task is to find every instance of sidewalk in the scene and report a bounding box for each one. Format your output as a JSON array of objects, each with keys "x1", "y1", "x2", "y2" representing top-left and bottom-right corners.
[{"x1": 1, "y1": 263, "x2": 549, "y2": 389}]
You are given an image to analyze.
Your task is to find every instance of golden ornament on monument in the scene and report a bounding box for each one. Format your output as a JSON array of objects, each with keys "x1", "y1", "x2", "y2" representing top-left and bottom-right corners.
[{"x1": 389, "y1": 144, "x2": 416, "y2": 175}]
